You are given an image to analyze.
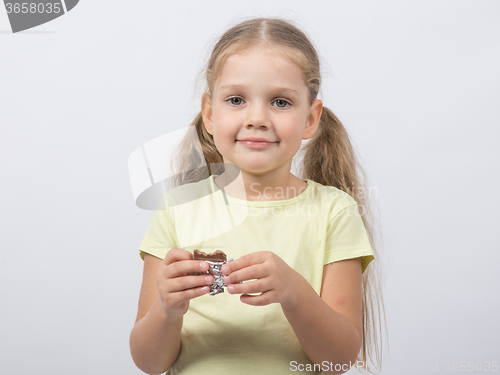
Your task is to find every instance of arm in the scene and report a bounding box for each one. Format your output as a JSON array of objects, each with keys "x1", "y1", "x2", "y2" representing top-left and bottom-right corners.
[
  {"x1": 129, "y1": 249, "x2": 213, "y2": 375},
  {"x1": 281, "y1": 257, "x2": 363, "y2": 374},
  {"x1": 222, "y1": 253, "x2": 363, "y2": 375}
]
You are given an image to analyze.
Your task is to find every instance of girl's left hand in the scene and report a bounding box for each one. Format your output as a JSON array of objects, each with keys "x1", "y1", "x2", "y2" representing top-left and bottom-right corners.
[{"x1": 221, "y1": 251, "x2": 303, "y2": 307}]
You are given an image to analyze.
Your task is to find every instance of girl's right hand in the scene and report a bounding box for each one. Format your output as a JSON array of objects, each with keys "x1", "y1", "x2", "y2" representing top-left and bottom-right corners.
[{"x1": 156, "y1": 247, "x2": 214, "y2": 318}]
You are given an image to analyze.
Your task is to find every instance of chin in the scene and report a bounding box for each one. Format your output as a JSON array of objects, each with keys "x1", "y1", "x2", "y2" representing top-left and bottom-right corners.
[{"x1": 240, "y1": 165, "x2": 276, "y2": 175}]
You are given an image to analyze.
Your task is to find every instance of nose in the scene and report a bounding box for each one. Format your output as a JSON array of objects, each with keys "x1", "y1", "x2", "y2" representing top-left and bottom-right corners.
[{"x1": 244, "y1": 100, "x2": 271, "y2": 129}]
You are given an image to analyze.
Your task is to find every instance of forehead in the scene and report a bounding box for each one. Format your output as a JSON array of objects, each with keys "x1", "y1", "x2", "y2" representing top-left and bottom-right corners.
[{"x1": 214, "y1": 47, "x2": 306, "y2": 94}]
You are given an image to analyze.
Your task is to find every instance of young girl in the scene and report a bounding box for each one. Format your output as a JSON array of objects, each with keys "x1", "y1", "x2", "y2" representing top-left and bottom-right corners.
[{"x1": 130, "y1": 17, "x2": 386, "y2": 375}]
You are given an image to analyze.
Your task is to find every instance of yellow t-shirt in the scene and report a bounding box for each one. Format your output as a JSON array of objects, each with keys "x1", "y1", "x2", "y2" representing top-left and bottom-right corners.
[{"x1": 138, "y1": 174, "x2": 374, "y2": 374}]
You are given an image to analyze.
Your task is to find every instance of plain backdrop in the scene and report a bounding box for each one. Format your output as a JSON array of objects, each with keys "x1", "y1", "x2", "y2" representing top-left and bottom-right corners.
[{"x1": 1, "y1": 1, "x2": 499, "y2": 374}]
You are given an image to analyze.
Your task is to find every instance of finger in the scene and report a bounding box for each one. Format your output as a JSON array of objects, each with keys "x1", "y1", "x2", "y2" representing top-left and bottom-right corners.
[
  {"x1": 167, "y1": 285, "x2": 211, "y2": 307},
  {"x1": 163, "y1": 247, "x2": 194, "y2": 265},
  {"x1": 164, "y1": 274, "x2": 214, "y2": 294},
  {"x1": 240, "y1": 291, "x2": 274, "y2": 306},
  {"x1": 221, "y1": 252, "x2": 266, "y2": 275},
  {"x1": 227, "y1": 278, "x2": 270, "y2": 295},
  {"x1": 163, "y1": 260, "x2": 209, "y2": 279},
  {"x1": 223, "y1": 264, "x2": 268, "y2": 284}
]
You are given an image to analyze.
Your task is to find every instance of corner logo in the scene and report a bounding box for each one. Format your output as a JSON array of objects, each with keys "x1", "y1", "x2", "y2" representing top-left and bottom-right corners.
[{"x1": 3, "y1": 0, "x2": 79, "y2": 33}]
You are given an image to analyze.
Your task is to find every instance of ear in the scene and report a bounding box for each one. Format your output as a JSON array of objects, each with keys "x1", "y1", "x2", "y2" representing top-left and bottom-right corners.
[
  {"x1": 201, "y1": 93, "x2": 214, "y2": 135},
  {"x1": 303, "y1": 99, "x2": 323, "y2": 140}
]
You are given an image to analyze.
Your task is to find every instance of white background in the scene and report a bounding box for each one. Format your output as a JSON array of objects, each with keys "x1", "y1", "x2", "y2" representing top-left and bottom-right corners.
[{"x1": 1, "y1": 1, "x2": 499, "y2": 374}]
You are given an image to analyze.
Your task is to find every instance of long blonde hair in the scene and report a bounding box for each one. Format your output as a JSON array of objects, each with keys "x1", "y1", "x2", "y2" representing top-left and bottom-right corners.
[{"x1": 171, "y1": 16, "x2": 388, "y2": 372}]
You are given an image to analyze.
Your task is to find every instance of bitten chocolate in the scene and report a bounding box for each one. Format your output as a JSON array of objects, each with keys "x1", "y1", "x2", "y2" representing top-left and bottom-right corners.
[
  {"x1": 193, "y1": 249, "x2": 229, "y2": 296},
  {"x1": 193, "y1": 249, "x2": 227, "y2": 262}
]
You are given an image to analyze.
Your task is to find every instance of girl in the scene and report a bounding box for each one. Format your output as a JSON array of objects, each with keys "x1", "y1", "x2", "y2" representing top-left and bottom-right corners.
[{"x1": 130, "y1": 17, "x2": 386, "y2": 375}]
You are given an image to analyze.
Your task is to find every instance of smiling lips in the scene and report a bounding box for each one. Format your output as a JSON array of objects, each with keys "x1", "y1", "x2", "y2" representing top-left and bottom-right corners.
[{"x1": 237, "y1": 137, "x2": 277, "y2": 149}]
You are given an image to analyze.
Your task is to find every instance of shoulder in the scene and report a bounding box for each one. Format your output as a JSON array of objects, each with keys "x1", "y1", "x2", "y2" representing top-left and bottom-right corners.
[{"x1": 306, "y1": 179, "x2": 357, "y2": 216}]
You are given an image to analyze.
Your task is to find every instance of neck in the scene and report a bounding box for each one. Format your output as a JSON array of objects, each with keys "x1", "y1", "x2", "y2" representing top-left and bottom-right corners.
[{"x1": 214, "y1": 165, "x2": 307, "y2": 202}]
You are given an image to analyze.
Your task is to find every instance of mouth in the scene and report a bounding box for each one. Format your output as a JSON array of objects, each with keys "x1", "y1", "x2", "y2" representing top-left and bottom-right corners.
[{"x1": 237, "y1": 139, "x2": 278, "y2": 149}]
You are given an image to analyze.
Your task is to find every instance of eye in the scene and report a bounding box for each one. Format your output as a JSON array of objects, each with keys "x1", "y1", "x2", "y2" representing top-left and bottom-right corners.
[
  {"x1": 226, "y1": 97, "x2": 292, "y2": 108},
  {"x1": 273, "y1": 99, "x2": 291, "y2": 108},
  {"x1": 227, "y1": 97, "x2": 245, "y2": 106}
]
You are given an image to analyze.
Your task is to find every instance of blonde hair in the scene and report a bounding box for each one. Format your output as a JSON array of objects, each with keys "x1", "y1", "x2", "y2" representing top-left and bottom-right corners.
[{"x1": 171, "y1": 16, "x2": 388, "y2": 372}]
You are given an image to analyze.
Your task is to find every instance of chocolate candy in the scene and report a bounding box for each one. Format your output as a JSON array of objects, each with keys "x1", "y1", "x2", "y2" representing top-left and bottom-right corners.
[
  {"x1": 193, "y1": 249, "x2": 227, "y2": 262},
  {"x1": 193, "y1": 249, "x2": 229, "y2": 295}
]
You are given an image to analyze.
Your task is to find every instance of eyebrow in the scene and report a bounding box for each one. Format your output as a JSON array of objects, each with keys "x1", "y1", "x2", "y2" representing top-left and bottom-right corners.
[{"x1": 219, "y1": 84, "x2": 300, "y2": 97}]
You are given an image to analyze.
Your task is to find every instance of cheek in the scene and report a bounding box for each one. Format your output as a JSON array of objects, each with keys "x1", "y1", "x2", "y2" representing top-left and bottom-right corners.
[
  {"x1": 278, "y1": 126, "x2": 304, "y2": 145},
  {"x1": 276, "y1": 116, "x2": 306, "y2": 137},
  {"x1": 212, "y1": 123, "x2": 235, "y2": 147},
  {"x1": 215, "y1": 116, "x2": 238, "y2": 137}
]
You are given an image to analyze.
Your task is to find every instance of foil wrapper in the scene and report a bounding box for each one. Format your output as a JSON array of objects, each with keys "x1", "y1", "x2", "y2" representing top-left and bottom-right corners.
[{"x1": 204, "y1": 258, "x2": 233, "y2": 295}]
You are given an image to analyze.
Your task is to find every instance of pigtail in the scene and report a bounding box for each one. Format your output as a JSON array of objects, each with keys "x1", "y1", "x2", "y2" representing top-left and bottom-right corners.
[
  {"x1": 171, "y1": 111, "x2": 224, "y2": 187},
  {"x1": 302, "y1": 104, "x2": 388, "y2": 372},
  {"x1": 302, "y1": 106, "x2": 359, "y2": 194}
]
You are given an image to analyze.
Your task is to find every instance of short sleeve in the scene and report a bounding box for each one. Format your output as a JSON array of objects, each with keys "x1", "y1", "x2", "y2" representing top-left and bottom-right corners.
[
  {"x1": 138, "y1": 194, "x2": 179, "y2": 261},
  {"x1": 324, "y1": 203, "x2": 374, "y2": 274}
]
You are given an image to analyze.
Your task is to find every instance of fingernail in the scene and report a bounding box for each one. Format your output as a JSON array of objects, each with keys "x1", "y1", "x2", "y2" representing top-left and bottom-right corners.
[
  {"x1": 200, "y1": 261, "x2": 207, "y2": 270},
  {"x1": 221, "y1": 265, "x2": 229, "y2": 275},
  {"x1": 201, "y1": 286, "x2": 209, "y2": 293},
  {"x1": 205, "y1": 275, "x2": 212, "y2": 283},
  {"x1": 228, "y1": 286, "x2": 234, "y2": 294},
  {"x1": 223, "y1": 276, "x2": 230, "y2": 284}
]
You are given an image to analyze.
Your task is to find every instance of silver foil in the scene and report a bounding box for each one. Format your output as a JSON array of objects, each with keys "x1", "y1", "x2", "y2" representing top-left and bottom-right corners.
[{"x1": 204, "y1": 258, "x2": 233, "y2": 295}]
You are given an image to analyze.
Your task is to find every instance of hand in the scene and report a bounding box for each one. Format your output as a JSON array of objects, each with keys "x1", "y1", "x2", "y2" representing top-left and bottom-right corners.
[
  {"x1": 156, "y1": 247, "x2": 214, "y2": 318},
  {"x1": 221, "y1": 251, "x2": 302, "y2": 307}
]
